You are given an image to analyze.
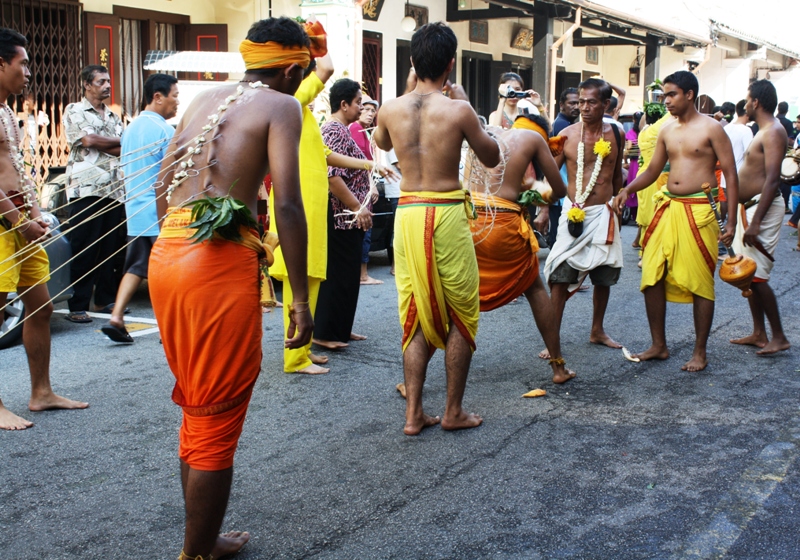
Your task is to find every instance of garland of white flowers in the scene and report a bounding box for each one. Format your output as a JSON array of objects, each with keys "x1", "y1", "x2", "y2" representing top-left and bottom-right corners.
[
  {"x1": 574, "y1": 122, "x2": 612, "y2": 207},
  {"x1": 1, "y1": 104, "x2": 34, "y2": 210}
]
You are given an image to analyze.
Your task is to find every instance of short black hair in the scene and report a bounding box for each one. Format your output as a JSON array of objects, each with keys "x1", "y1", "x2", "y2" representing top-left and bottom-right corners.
[
  {"x1": 303, "y1": 58, "x2": 317, "y2": 78},
  {"x1": 81, "y1": 65, "x2": 108, "y2": 85},
  {"x1": 632, "y1": 111, "x2": 644, "y2": 134},
  {"x1": 607, "y1": 97, "x2": 618, "y2": 113},
  {"x1": 748, "y1": 79, "x2": 778, "y2": 114},
  {"x1": 499, "y1": 72, "x2": 523, "y2": 88},
  {"x1": 777, "y1": 101, "x2": 788, "y2": 114},
  {"x1": 143, "y1": 73, "x2": 177, "y2": 105},
  {"x1": 663, "y1": 70, "x2": 698, "y2": 101},
  {"x1": 515, "y1": 112, "x2": 551, "y2": 135},
  {"x1": 329, "y1": 78, "x2": 361, "y2": 113},
  {"x1": 0, "y1": 27, "x2": 27, "y2": 64},
  {"x1": 559, "y1": 87, "x2": 578, "y2": 104},
  {"x1": 735, "y1": 99, "x2": 746, "y2": 117},
  {"x1": 245, "y1": 17, "x2": 310, "y2": 78},
  {"x1": 721, "y1": 101, "x2": 735, "y2": 116},
  {"x1": 578, "y1": 78, "x2": 612, "y2": 101},
  {"x1": 410, "y1": 22, "x2": 457, "y2": 81}
]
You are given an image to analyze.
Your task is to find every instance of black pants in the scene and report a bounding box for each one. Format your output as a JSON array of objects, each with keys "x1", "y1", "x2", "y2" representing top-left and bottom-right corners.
[
  {"x1": 314, "y1": 201, "x2": 364, "y2": 343},
  {"x1": 66, "y1": 196, "x2": 126, "y2": 312},
  {"x1": 548, "y1": 203, "x2": 562, "y2": 248}
]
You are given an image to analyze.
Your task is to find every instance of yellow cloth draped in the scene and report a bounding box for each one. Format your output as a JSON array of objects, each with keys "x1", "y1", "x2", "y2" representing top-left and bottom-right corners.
[
  {"x1": 511, "y1": 118, "x2": 565, "y2": 156},
  {"x1": 238, "y1": 40, "x2": 310, "y2": 70},
  {"x1": 269, "y1": 73, "x2": 328, "y2": 282},
  {"x1": 395, "y1": 190, "x2": 480, "y2": 354},
  {"x1": 640, "y1": 192, "x2": 719, "y2": 303},
  {"x1": 636, "y1": 114, "x2": 672, "y2": 229},
  {"x1": 471, "y1": 194, "x2": 539, "y2": 311}
]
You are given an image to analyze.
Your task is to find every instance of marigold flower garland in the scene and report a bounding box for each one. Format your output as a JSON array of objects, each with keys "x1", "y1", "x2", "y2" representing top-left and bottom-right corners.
[{"x1": 568, "y1": 123, "x2": 612, "y2": 237}]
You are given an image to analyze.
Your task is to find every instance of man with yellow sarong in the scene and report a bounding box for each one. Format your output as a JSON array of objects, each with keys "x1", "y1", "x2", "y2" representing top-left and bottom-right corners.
[
  {"x1": 615, "y1": 71, "x2": 739, "y2": 372},
  {"x1": 729, "y1": 79, "x2": 790, "y2": 355},
  {"x1": 635, "y1": 112, "x2": 672, "y2": 249},
  {"x1": 471, "y1": 113, "x2": 574, "y2": 384},
  {"x1": 150, "y1": 17, "x2": 313, "y2": 560},
  {"x1": 374, "y1": 23, "x2": 500, "y2": 436}
]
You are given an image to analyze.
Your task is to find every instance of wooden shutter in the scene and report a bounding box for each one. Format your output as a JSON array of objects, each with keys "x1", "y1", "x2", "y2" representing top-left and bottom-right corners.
[
  {"x1": 187, "y1": 24, "x2": 228, "y2": 81},
  {"x1": 84, "y1": 12, "x2": 121, "y2": 107}
]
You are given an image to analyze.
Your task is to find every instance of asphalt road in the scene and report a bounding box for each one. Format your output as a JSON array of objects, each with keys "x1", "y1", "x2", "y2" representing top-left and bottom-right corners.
[{"x1": 2, "y1": 222, "x2": 799, "y2": 559}]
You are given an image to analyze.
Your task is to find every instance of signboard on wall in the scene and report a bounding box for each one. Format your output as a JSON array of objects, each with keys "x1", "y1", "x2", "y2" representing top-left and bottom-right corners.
[{"x1": 361, "y1": 0, "x2": 386, "y2": 21}]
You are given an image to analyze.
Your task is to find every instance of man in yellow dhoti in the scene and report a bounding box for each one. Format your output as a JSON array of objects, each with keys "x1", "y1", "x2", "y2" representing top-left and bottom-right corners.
[
  {"x1": 729, "y1": 79, "x2": 790, "y2": 355},
  {"x1": 615, "y1": 71, "x2": 739, "y2": 372},
  {"x1": 374, "y1": 23, "x2": 500, "y2": 435}
]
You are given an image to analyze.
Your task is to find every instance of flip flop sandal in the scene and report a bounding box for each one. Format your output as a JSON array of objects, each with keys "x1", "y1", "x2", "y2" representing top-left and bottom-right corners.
[
  {"x1": 95, "y1": 303, "x2": 131, "y2": 314},
  {"x1": 64, "y1": 311, "x2": 92, "y2": 323},
  {"x1": 101, "y1": 324, "x2": 134, "y2": 344}
]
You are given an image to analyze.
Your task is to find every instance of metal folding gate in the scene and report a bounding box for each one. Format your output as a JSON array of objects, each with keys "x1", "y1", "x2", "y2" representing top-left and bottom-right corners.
[{"x1": 0, "y1": 0, "x2": 83, "y2": 181}]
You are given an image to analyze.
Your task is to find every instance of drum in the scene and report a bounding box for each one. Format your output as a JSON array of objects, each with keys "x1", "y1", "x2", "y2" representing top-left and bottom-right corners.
[{"x1": 780, "y1": 151, "x2": 800, "y2": 186}]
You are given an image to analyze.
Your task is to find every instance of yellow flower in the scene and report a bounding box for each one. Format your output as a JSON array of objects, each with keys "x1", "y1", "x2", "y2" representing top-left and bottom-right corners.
[
  {"x1": 567, "y1": 206, "x2": 586, "y2": 223},
  {"x1": 594, "y1": 138, "x2": 612, "y2": 159}
]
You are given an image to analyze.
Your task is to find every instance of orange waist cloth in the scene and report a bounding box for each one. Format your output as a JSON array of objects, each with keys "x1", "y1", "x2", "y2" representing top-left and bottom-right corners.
[
  {"x1": 471, "y1": 194, "x2": 540, "y2": 311},
  {"x1": 149, "y1": 208, "x2": 263, "y2": 471}
]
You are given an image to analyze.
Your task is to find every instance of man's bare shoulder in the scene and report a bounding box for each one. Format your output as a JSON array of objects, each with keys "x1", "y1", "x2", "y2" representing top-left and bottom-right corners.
[{"x1": 561, "y1": 122, "x2": 581, "y2": 138}]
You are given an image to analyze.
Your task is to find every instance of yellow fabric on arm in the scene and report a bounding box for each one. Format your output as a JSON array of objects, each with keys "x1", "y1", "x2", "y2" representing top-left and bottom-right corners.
[
  {"x1": 636, "y1": 113, "x2": 671, "y2": 229},
  {"x1": 268, "y1": 76, "x2": 328, "y2": 281}
]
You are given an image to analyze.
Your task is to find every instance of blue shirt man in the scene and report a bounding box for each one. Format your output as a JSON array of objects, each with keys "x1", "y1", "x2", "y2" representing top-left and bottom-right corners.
[{"x1": 101, "y1": 73, "x2": 179, "y2": 343}]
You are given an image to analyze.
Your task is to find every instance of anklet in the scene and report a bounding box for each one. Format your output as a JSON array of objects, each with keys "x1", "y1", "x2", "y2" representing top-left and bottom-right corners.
[
  {"x1": 548, "y1": 357, "x2": 566, "y2": 366},
  {"x1": 178, "y1": 551, "x2": 213, "y2": 560}
]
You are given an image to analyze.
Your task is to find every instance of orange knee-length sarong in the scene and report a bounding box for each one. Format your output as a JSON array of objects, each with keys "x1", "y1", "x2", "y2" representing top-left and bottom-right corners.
[
  {"x1": 149, "y1": 208, "x2": 263, "y2": 471},
  {"x1": 471, "y1": 194, "x2": 539, "y2": 311}
]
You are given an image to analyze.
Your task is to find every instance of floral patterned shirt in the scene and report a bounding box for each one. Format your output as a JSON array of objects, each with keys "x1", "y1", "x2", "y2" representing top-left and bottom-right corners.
[
  {"x1": 63, "y1": 98, "x2": 123, "y2": 200},
  {"x1": 321, "y1": 120, "x2": 372, "y2": 230}
]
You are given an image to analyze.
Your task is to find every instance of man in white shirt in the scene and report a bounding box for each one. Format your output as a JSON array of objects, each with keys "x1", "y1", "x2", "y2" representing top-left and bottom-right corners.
[{"x1": 722, "y1": 99, "x2": 754, "y2": 192}]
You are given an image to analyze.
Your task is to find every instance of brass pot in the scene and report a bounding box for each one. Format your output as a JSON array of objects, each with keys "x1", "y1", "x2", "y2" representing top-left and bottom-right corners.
[{"x1": 719, "y1": 254, "x2": 757, "y2": 297}]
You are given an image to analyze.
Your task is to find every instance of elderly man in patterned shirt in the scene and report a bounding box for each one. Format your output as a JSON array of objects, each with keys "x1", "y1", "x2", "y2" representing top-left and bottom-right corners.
[{"x1": 62, "y1": 65, "x2": 124, "y2": 323}]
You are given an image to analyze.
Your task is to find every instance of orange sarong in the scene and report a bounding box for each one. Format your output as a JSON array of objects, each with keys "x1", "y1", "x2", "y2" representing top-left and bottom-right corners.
[
  {"x1": 149, "y1": 208, "x2": 263, "y2": 471},
  {"x1": 471, "y1": 194, "x2": 539, "y2": 311}
]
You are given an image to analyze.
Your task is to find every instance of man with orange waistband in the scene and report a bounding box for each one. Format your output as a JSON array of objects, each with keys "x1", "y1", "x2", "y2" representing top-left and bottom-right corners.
[
  {"x1": 471, "y1": 113, "x2": 574, "y2": 384},
  {"x1": 729, "y1": 79, "x2": 790, "y2": 355},
  {"x1": 151, "y1": 17, "x2": 313, "y2": 560},
  {"x1": 615, "y1": 71, "x2": 739, "y2": 372},
  {"x1": 374, "y1": 22, "x2": 500, "y2": 435}
]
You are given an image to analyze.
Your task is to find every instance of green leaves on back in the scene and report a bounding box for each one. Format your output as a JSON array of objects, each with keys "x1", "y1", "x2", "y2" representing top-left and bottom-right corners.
[
  {"x1": 184, "y1": 195, "x2": 258, "y2": 244},
  {"x1": 518, "y1": 189, "x2": 548, "y2": 207}
]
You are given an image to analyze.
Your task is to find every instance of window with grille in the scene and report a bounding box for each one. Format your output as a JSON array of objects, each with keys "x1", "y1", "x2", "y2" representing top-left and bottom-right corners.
[{"x1": 362, "y1": 31, "x2": 382, "y2": 103}]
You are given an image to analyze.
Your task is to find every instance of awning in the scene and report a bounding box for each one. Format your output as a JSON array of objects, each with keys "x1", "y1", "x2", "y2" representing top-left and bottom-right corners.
[
  {"x1": 143, "y1": 50, "x2": 244, "y2": 73},
  {"x1": 711, "y1": 20, "x2": 800, "y2": 60}
]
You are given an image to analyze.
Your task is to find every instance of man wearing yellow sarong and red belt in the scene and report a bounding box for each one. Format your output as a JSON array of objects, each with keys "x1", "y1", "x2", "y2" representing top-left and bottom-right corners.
[
  {"x1": 615, "y1": 71, "x2": 739, "y2": 372},
  {"x1": 151, "y1": 17, "x2": 313, "y2": 560},
  {"x1": 374, "y1": 23, "x2": 500, "y2": 436},
  {"x1": 470, "y1": 113, "x2": 575, "y2": 384}
]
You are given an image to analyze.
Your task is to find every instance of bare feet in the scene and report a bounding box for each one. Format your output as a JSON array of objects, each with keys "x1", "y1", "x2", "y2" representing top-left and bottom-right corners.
[
  {"x1": 441, "y1": 410, "x2": 483, "y2": 431},
  {"x1": 681, "y1": 353, "x2": 708, "y2": 372},
  {"x1": 349, "y1": 332, "x2": 367, "y2": 341},
  {"x1": 390, "y1": 268, "x2": 395, "y2": 276},
  {"x1": 589, "y1": 332, "x2": 623, "y2": 349},
  {"x1": 396, "y1": 383, "x2": 407, "y2": 399},
  {"x1": 313, "y1": 338, "x2": 349, "y2": 350},
  {"x1": 730, "y1": 333, "x2": 767, "y2": 348},
  {"x1": 404, "y1": 413, "x2": 440, "y2": 435},
  {"x1": 0, "y1": 406, "x2": 34, "y2": 430},
  {"x1": 552, "y1": 366, "x2": 576, "y2": 384},
  {"x1": 360, "y1": 276, "x2": 384, "y2": 285},
  {"x1": 633, "y1": 345, "x2": 670, "y2": 362},
  {"x1": 756, "y1": 338, "x2": 791, "y2": 356},
  {"x1": 28, "y1": 393, "x2": 89, "y2": 412},
  {"x1": 210, "y1": 531, "x2": 250, "y2": 559},
  {"x1": 310, "y1": 353, "x2": 329, "y2": 365},
  {"x1": 538, "y1": 348, "x2": 551, "y2": 360},
  {"x1": 292, "y1": 364, "x2": 330, "y2": 374}
]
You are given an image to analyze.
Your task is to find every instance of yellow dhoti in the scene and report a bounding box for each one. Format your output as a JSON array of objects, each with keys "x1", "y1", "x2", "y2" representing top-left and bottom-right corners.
[
  {"x1": 395, "y1": 190, "x2": 480, "y2": 354},
  {"x1": 640, "y1": 191, "x2": 719, "y2": 303}
]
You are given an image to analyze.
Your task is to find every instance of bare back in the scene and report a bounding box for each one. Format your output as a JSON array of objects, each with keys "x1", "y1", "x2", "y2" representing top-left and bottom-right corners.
[
  {"x1": 157, "y1": 83, "x2": 302, "y2": 216},
  {"x1": 660, "y1": 114, "x2": 730, "y2": 195},
  {"x1": 375, "y1": 91, "x2": 499, "y2": 193},
  {"x1": 492, "y1": 128, "x2": 566, "y2": 203},
  {"x1": 738, "y1": 117, "x2": 788, "y2": 202}
]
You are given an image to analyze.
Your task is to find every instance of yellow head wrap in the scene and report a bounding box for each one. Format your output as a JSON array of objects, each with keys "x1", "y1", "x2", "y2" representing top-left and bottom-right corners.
[
  {"x1": 239, "y1": 40, "x2": 311, "y2": 71},
  {"x1": 512, "y1": 117, "x2": 566, "y2": 157}
]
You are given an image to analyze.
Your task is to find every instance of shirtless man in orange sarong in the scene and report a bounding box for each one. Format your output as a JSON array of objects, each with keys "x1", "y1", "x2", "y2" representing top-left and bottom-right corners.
[{"x1": 151, "y1": 17, "x2": 313, "y2": 560}]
